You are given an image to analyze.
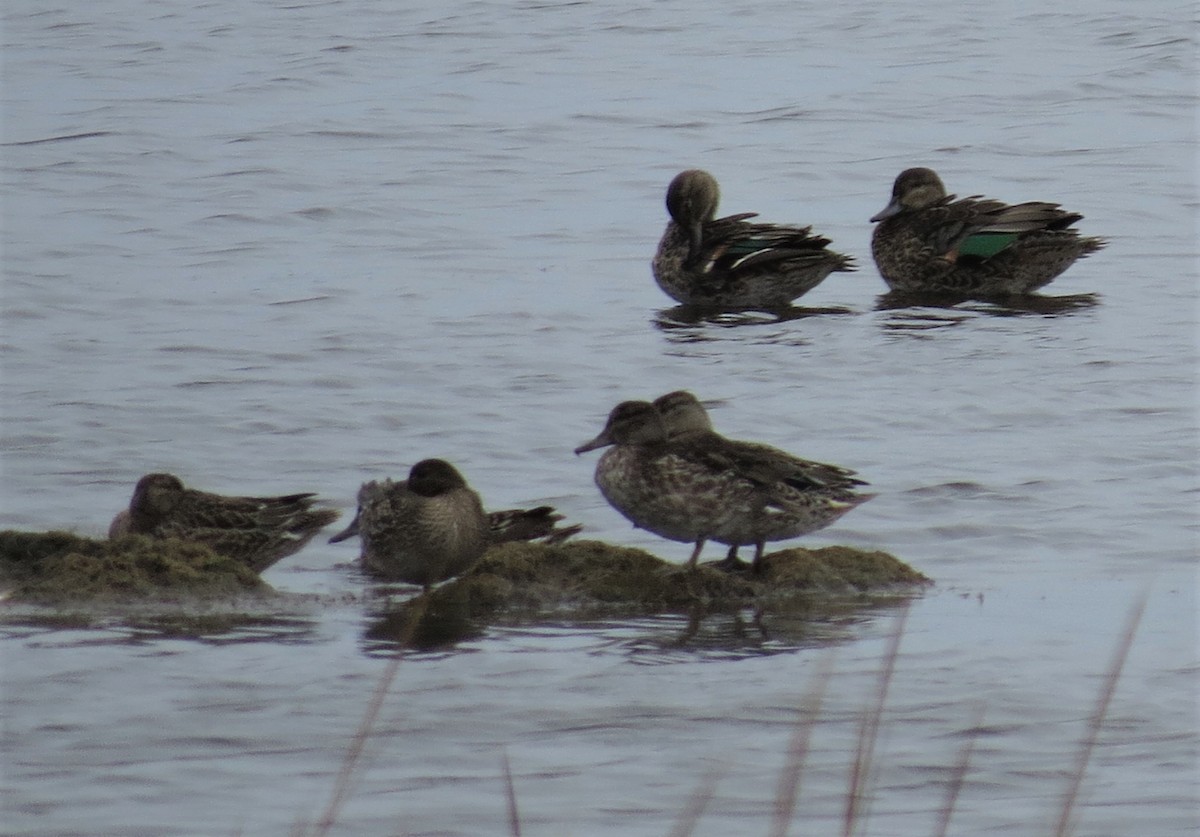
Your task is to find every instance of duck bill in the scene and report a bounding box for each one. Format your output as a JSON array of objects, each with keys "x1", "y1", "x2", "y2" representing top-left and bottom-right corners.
[
  {"x1": 870, "y1": 197, "x2": 901, "y2": 223},
  {"x1": 574, "y1": 431, "x2": 613, "y2": 455},
  {"x1": 328, "y1": 511, "x2": 361, "y2": 543}
]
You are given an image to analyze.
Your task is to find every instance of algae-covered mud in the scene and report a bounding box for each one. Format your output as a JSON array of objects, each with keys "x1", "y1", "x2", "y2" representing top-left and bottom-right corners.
[
  {"x1": 0, "y1": 530, "x2": 267, "y2": 603},
  {"x1": 436, "y1": 539, "x2": 927, "y2": 616},
  {"x1": 0, "y1": 531, "x2": 926, "y2": 650},
  {"x1": 357, "y1": 539, "x2": 929, "y2": 650},
  {"x1": 0, "y1": 530, "x2": 318, "y2": 642},
  {"x1": 0, "y1": 531, "x2": 925, "y2": 608}
]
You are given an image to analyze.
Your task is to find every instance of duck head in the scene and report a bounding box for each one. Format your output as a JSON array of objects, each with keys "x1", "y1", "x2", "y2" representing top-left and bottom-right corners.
[
  {"x1": 652, "y1": 389, "x2": 714, "y2": 437},
  {"x1": 128, "y1": 472, "x2": 186, "y2": 529},
  {"x1": 574, "y1": 400, "x2": 668, "y2": 454},
  {"x1": 407, "y1": 458, "x2": 469, "y2": 498},
  {"x1": 665, "y1": 169, "x2": 720, "y2": 265},
  {"x1": 871, "y1": 167, "x2": 948, "y2": 221}
]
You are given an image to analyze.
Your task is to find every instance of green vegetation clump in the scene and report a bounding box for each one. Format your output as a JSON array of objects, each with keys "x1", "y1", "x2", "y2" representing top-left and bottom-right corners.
[
  {"x1": 0, "y1": 530, "x2": 266, "y2": 603},
  {"x1": 421, "y1": 539, "x2": 928, "y2": 621},
  {"x1": 455, "y1": 539, "x2": 754, "y2": 615},
  {"x1": 759, "y1": 545, "x2": 931, "y2": 592}
]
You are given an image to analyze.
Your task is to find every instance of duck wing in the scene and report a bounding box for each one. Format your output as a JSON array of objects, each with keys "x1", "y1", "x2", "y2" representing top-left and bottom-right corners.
[{"x1": 934, "y1": 196, "x2": 1084, "y2": 261}]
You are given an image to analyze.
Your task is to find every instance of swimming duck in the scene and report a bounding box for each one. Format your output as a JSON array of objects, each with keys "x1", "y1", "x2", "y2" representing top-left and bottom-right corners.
[
  {"x1": 870, "y1": 167, "x2": 1106, "y2": 296},
  {"x1": 329, "y1": 459, "x2": 580, "y2": 587},
  {"x1": 111, "y1": 472, "x2": 339, "y2": 573},
  {"x1": 652, "y1": 169, "x2": 855, "y2": 309},
  {"x1": 576, "y1": 398, "x2": 872, "y2": 573}
]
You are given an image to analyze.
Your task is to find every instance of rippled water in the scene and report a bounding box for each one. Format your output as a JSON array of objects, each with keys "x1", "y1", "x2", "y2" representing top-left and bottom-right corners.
[{"x1": 2, "y1": 1, "x2": 1197, "y2": 835}]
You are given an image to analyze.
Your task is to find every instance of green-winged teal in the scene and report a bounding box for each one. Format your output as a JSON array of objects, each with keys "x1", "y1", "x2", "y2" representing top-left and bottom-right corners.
[
  {"x1": 652, "y1": 169, "x2": 855, "y2": 309},
  {"x1": 654, "y1": 391, "x2": 866, "y2": 484},
  {"x1": 576, "y1": 397, "x2": 872, "y2": 573},
  {"x1": 653, "y1": 389, "x2": 868, "y2": 494},
  {"x1": 328, "y1": 459, "x2": 580, "y2": 587},
  {"x1": 653, "y1": 390, "x2": 872, "y2": 568},
  {"x1": 111, "y1": 472, "x2": 340, "y2": 573},
  {"x1": 870, "y1": 167, "x2": 1106, "y2": 296}
]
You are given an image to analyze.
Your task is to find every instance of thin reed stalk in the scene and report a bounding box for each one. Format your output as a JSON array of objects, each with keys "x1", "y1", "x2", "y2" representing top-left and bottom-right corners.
[
  {"x1": 770, "y1": 649, "x2": 838, "y2": 837},
  {"x1": 666, "y1": 763, "x2": 726, "y2": 837},
  {"x1": 502, "y1": 749, "x2": 522, "y2": 837},
  {"x1": 931, "y1": 701, "x2": 986, "y2": 837},
  {"x1": 310, "y1": 594, "x2": 430, "y2": 837},
  {"x1": 1052, "y1": 592, "x2": 1147, "y2": 837},
  {"x1": 843, "y1": 605, "x2": 909, "y2": 837}
]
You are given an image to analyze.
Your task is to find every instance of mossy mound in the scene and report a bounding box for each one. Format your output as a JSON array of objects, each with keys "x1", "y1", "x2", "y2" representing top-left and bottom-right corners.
[
  {"x1": 0, "y1": 530, "x2": 267, "y2": 603},
  {"x1": 757, "y1": 545, "x2": 930, "y2": 593},
  {"x1": 416, "y1": 539, "x2": 927, "y2": 622},
  {"x1": 452, "y1": 539, "x2": 757, "y2": 617}
]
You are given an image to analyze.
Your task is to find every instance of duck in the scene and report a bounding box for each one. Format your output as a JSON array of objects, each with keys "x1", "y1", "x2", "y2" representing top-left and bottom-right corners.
[
  {"x1": 575, "y1": 397, "x2": 872, "y2": 573},
  {"x1": 652, "y1": 390, "x2": 872, "y2": 568},
  {"x1": 869, "y1": 167, "x2": 1106, "y2": 296},
  {"x1": 328, "y1": 459, "x2": 580, "y2": 587},
  {"x1": 653, "y1": 389, "x2": 868, "y2": 494},
  {"x1": 652, "y1": 169, "x2": 855, "y2": 309},
  {"x1": 486, "y1": 505, "x2": 583, "y2": 546},
  {"x1": 110, "y1": 472, "x2": 339, "y2": 573}
]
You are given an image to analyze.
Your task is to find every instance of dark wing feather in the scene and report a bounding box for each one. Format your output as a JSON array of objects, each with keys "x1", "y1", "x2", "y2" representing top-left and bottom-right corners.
[
  {"x1": 487, "y1": 506, "x2": 582, "y2": 545},
  {"x1": 666, "y1": 432, "x2": 867, "y2": 493},
  {"x1": 703, "y1": 217, "x2": 838, "y2": 273},
  {"x1": 929, "y1": 197, "x2": 1087, "y2": 260}
]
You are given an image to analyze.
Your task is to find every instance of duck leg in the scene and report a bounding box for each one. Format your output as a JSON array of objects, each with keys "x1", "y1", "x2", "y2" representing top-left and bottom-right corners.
[
  {"x1": 751, "y1": 541, "x2": 767, "y2": 575},
  {"x1": 685, "y1": 538, "x2": 708, "y2": 569}
]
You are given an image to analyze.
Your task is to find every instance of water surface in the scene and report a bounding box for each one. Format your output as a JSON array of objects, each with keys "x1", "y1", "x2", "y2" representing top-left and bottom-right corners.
[{"x1": 2, "y1": 1, "x2": 1197, "y2": 835}]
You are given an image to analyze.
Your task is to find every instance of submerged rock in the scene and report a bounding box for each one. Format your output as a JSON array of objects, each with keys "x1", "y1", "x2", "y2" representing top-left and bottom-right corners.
[{"x1": 0, "y1": 530, "x2": 267, "y2": 603}]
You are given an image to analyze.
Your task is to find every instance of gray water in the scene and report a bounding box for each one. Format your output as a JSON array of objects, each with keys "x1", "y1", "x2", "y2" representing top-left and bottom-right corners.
[{"x1": 2, "y1": 0, "x2": 1197, "y2": 835}]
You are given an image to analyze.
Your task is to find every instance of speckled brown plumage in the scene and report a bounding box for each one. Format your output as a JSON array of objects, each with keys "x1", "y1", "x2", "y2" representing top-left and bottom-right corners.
[
  {"x1": 328, "y1": 459, "x2": 579, "y2": 587},
  {"x1": 653, "y1": 390, "x2": 867, "y2": 492},
  {"x1": 652, "y1": 390, "x2": 871, "y2": 568},
  {"x1": 870, "y1": 167, "x2": 1106, "y2": 296},
  {"x1": 486, "y1": 506, "x2": 582, "y2": 545},
  {"x1": 576, "y1": 398, "x2": 872, "y2": 572},
  {"x1": 112, "y1": 472, "x2": 339, "y2": 573},
  {"x1": 652, "y1": 169, "x2": 855, "y2": 309}
]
